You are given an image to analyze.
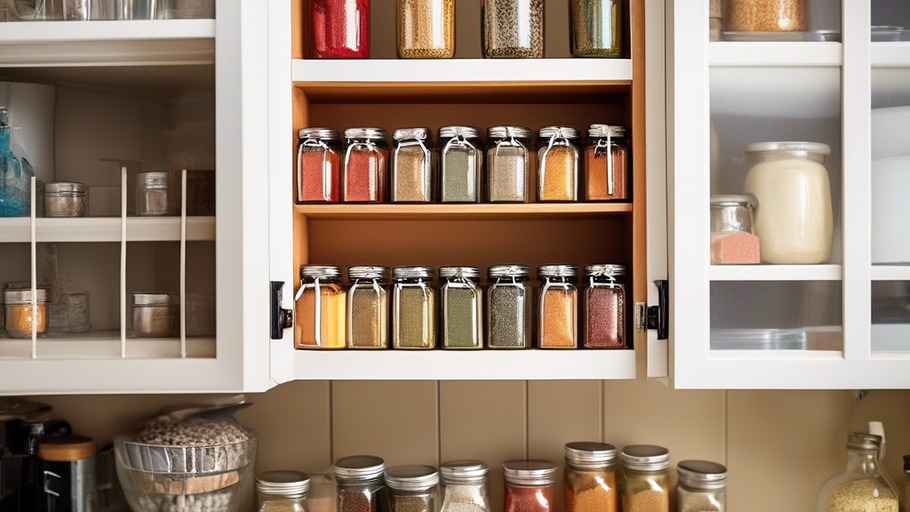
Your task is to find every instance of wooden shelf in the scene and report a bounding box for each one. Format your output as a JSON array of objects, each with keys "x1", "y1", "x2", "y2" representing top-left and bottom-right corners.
[
  {"x1": 0, "y1": 217, "x2": 215, "y2": 243},
  {"x1": 295, "y1": 203, "x2": 632, "y2": 220},
  {"x1": 709, "y1": 264, "x2": 843, "y2": 281},
  {"x1": 709, "y1": 42, "x2": 843, "y2": 67}
]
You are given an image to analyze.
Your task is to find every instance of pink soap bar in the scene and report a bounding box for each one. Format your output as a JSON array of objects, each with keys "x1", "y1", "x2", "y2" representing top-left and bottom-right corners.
[{"x1": 711, "y1": 231, "x2": 761, "y2": 264}]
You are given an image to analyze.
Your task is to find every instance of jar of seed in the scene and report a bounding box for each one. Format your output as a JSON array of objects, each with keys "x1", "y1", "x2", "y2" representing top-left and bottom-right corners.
[
  {"x1": 486, "y1": 125, "x2": 531, "y2": 203},
  {"x1": 503, "y1": 460, "x2": 558, "y2": 512},
  {"x1": 392, "y1": 266, "x2": 437, "y2": 349},
  {"x1": 676, "y1": 460, "x2": 727, "y2": 512},
  {"x1": 439, "y1": 126, "x2": 483, "y2": 203},
  {"x1": 131, "y1": 292, "x2": 179, "y2": 338},
  {"x1": 564, "y1": 442, "x2": 618, "y2": 512},
  {"x1": 583, "y1": 264, "x2": 626, "y2": 349},
  {"x1": 570, "y1": 0, "x2": 622, "y2": 57},
  {"x1": 726, "y1": 0, "x2": 806, "y2": 32},
  {"x1": 3, "y1": 288, "x2": 48, "y2": 339},
  {"x1": 343, "y1": 128, "x2": 390, "y2": 203},
  {"x1": 346, "y1": 266, "x2": 390, "y2": 349},
  {"x1": 392, "y1": 128, "x2": 435, "y2": 203},
  {"x1": 296, "y1": 127, "x2": 342, "y2": 203},
  {"x1": 256, "y1": 470, "x2": 310, "y2": 512},
  {"x1": 44, "y1": 181, "x2": 87, "y2": 217},
  {"x1": 136, "y1": 171, "x2": 171, "y2": 216},
  {"x1": 440, "y1": 460, "x2": 492, "y2": 512},
  {"x1": 294, "y1": 265, "x2": 346, "y2": 349},
  {"x1": 335, "y1": 456, "x2": 388, "y2": 512},
  {"x1": 386, "y1": 465, "x2": 441, "y2": 512},
  {"x1": 584, "y1": 124, "x2": 628, "y2": 201},
  {"x1": 397, "y1": 0, "x2": 455, "y2": 58},
  {"x1": 537, "y1": 264, "x2": 578, "y2": 349},
  {"x1": 620, "y1": 445, "x2": 670, "y2": 512},
  {"x1": 440, "y1": 266, "x2": 483, "y2": 349},
  {"x1": 486, "y1": 264, "x2": 531, "y2": 349},
  {"x1": 537, "y1": 126, "x2": 581, "y2": 202},
  {"x1": 482, "y1": 0, "x2": 544, "y2": 58}
]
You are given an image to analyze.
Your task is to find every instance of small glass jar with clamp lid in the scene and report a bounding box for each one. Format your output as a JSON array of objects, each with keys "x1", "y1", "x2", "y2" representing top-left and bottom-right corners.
[
  {"x1": 391, "y1": 128, "x2": 435, "y2": 203},
  {"x1": 584, "y1": 124, "x2": 628, "y2": 201},
  {"x1": 295, "y1": 265, "x2": 346, "y2": 349},
  {"x1": 296, "y1": 127, "x2": 342, "y2": 203},
  {"x1": 347, "y1": 266, "x2": 390, "y2": 349},
  {"x1": 564, "y1": 442, "x2": 618, "y2": 512},
  {"x1": 486, "y1": 125, "x2": 531, "y2": 203},
  {"x1": 486, "y1": 264, "x2": 532, "y2": 349},
  {"x1": 538, "y1": 264, "x2": 578, "y2": 349},
  {"x1": 392, "y1": 266, "x2": 436, "y2": 349},
  {"x1": 343, "y1": 128, "x2": 390, "y2": 203},
  {"x1": 336, "y1": 456, "x2": 388, "y2": 512},
  {"x1": 256, "y1": 470, "x2": 311, "y2": 512},
  {"x1": 386, "y1": 465, "x2": 441, "y2": 512},
  {"x1": 537, "y1": 126, "x2": 581, "y2": 202},
  {"x1": 439, "y1": 126, "x2": 483, "y2": 203},
  {"x1": 583, "y1": 264, "x2": 627, "y2": 349},
  {"x1": 440, "y1": 266, "x2": 483, "y2": 349},
  {"x1": 440, "y1": 460, "x2": 492, "y2": 512},
  {"x1": 136, "y1": 171, "x2": 171, "y2": 216}
]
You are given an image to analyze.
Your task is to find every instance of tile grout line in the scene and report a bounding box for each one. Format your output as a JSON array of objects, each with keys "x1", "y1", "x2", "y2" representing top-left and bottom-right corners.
[
  {"x1": 722, "y1": 389, "x2": 728, "y2": 467},
  {"x1": 328, "y1": 380, "x2": 335, "y2": 468},
  {"x1": 600, "y1": 380, "x2": 605, "y2": 443},
  {"x1": 437, "y1": 380, "x2": 442, "y2": 467},
  {"x1": 525, "y1": 380, "x2": 530, "y2": 459}
]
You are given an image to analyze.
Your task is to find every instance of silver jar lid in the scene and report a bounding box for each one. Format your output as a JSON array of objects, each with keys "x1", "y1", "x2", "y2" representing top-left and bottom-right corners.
[
  {"x1": 487, "y1": 125, "x2": 532, "y2": 140},
  {"x1": 335, "y1": 455, "x2": 385, "y2": 482},
  {"x1": 45, "y1": 181, "x2": 86, "y2": 194},
  {"x1": 299, "y1": 265, "x2": 342, "y2": 280},
  {"x1": 344, "y1": 127, "x2": 389, "y2": 141},
  {"x1": 137, "y1": 171, "x2": 168, "y2": 188},
  {"x1": 384, "y1": 465, "x2": 440, "y2": 492},
  {"x1": 588, "y1": 124, "x2": 626, "y2": 138},
  {"x1": 440, "y1": 460, "x2": 490, "y2": 484},
  {"x1": 565, "y1": 442, "x2": 618, "y2": 468},
  {"x1": 439, "y1": 266, "x2": 480, "y2": 280},
  {"x1": 503, "y1": 460, "x2": 558, "y2": 486},
  {"x1": 439, "y1": 125, "x2": 482, "y2": 139},
  {"x1": 538, "y1": 126, "x2": 580, "y2": 140},
  {"x1": 710, "y1": 194, "x2": 758, "y2": 208},
  {"x1": 393, "y1": 127, "x2": 431, "y2": 142},
  {"x1": 488, "y1": 264, "x2": 530, "y2": 279},
  {"x1": 298, "y1": 127, "x2": 340, "y2": 140},
  {"x1": 744, "y1": 141, "x2": 831, "y2": 155},
  {"x1": 584, "y1": 264, "x2": 626, "y2": 277},
  {"x1": 846, "y1": 433, "x2": 882, "y2": 450},
  {"x1": 393, "y1": 266, "x2": 434, "y2": 280},
  {"x1": 676, "y1": 460, "x2": 727, "y2": 491},
  {"x1": 621, "y1": 445, "x2": 670, "y2": 472},
  {"x1": 3, "y1": 288, "x2": 48, "y2": 304},
  {"x1": 256, "y1": 470, "x2": 310, "y2": 498},
  {"x1": 131, "y1": 292, "x2": 179, "y2": 306},
  {"x1": 538, "y1": 264, "x2": 577, "y2": 279},
  {"x1": 349, "y1": 265, "x2": 390, "y2": 281}
]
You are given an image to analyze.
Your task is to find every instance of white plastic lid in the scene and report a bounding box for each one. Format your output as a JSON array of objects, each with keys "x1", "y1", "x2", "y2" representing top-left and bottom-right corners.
[{"x1": 744, "y1": 141, "x2": 831, "y2": 155}]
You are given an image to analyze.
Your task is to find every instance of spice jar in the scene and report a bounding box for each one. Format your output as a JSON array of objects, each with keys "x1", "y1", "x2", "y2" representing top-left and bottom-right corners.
[
  {"x1": 347, "y1": 266, "x2": 390, "y2": 349},
  {"x1": 335, "y1": 456, "x2": 388, "y2": 512},
  {"x1": 538, "y1": 264, "x2": 578, "y2": 349},
  {"x1": 570, "y1": 0, "x2": 622, "y2": 57},
  {"x1": 44, "y1": 181, "x2": 87, "y2": 217},
  {"x1": 482, "y1": 0, "x2": 544, "y2": 58},
  {"x1": 3, "y1": 288, "x2": 48, "y2": 339},
  {"x1": 391, "y1": 128, "x2": 435, "y2": 203},
  {"x1": 742, "y1": 142, "x2": 833, "y2": 264},
  {"x1": 487, "y1": 264, "x2": 532, "y2": 349},
  {"x1": 710, "y1": 194, "x2": 760, "y2": 265},
  {"x1": 296, "y1": 127, "x2": 342, "y2": 203},
  {"x1": 583, "y1": 264, "x2": 626, "y2": 349},
  {"x1": 817, "y1": 434, "x2": 898, "y2": 512},
  {"x1": 397, "y1": 0, "x2": 455, "y2": 58},
  {"x1": 439, "y1": 126, "x2": 483, "y2": 203},
  {"x1": 709, "y1": 0, "x2": 722, "y2": 40},
  {"x1": 257, "y1": 470, "x2": 310, "y2": 512},
  {"x1": 726, "y1": 0, "x2": 806, "y2": 32},
  {"x1": 564, "y1": 442, "x2": 618, "y2": 512},
  {"x1": 584, "y1": 124, "x2": 628, "y2": 201},
  {"x1": 343, "y1": 128, "x2": 390, "y2": 203},
  {"x1": 537, "y1": 126, "x2": 581, "y2": 202},
  {"x1": 440, "y1": 460, "x2": 492, "y2": 512},
  {"x1": 295, "y1": 265, "x2": 346, "y2": 349},
  {"x1": 136, "y1": 171, "x2": 170, "y2": 216},
  {"x1": 486, "y1": 125, "x2": 531, "y2": 203},
  {"x1": 386, "y1": 465, "x2": 440, "y2": 512},
  {"x1": 392, "y1": 266, "x2": 436, "y2": 349},
  {"x1": 676, "y1": 460, "x2": 726, "y2": 512},
  {"x1": 310, "y1": 0, "x2": 370, "y2": 58},
  {"x1": 440, "y1": 266, "x2": 483, "y2": 349},
  {"x1": 620, "y1": 445, "x2": 670, "y2": 512},
  {"x1": 503, "y1": 460, "x2": 558, "y2": 512},
  {"x1": 131, "y1": 292, "x2": 179, "y2": 338}
]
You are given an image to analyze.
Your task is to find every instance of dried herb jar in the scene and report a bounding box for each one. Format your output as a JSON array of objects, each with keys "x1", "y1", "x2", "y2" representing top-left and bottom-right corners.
[
  {"x1": 343, "y1": 128, "x2": 390, "y2": 203},
  {"x1": 570, "y1": 0, "x2": 622, "y2": 57},
  {"x1": 347, "y1": 266, "x2": 391, "y2": 349},
  {"x1": 295, "y1": 265, "x2": 346, "y2": 349},
  {"x1": 392, "y1": 266, "x2": 437, "y2": 349},
  {"x1": 3, "y1": 288, "x2": 48, "y2": 339},
  {"x1": 256, "y1": 470, "x2": 310, "y2": 512},
  {"x1": 44, "y1": 181, "x2": 87, "y2": 217},
  {"x1": 503, "y1": 460, "x2": 558, "y2": 512},
  {"x1": 620, "y1": 445, "x2": 670, "y2": 512},
  {"x1": 439, "y1": 126, "x2": 483, "y2": 203},
  {"x1": 296, "y1": 127, "x2": 342, "y2": 203},
  {"x1": 386, "y1": 465, "x2": 441, "y2": 512},
  {"x1": 584, "y1": 124, "x2": 628, "y2": 201},
  {"x1": 440, "y1": 266, "x2": 483, "y2": 349},
  {"x1": 537, "y1": 126, "x2": 581, "y2": 202},
  {"x1": 537, "y1": 264, "x2": 578, "y2": 349},
  {"x1": 486, "y1": 264, "x2": 531, "y2": 349},
  {"x1": 310, "y1": 0, "x2": 370, "y2": 58},
  {"x1": 440, "y1": 460, "x2": 492, "y2": 512},
  {"x1": 136, "y1": 171, "x2": 171, "y2": 216},
  {"x1": 131, "y1": 292, "x2": 179, "y2": 338},
  {"x1": 487, "y1": 125, "x2": 531, "y2": 203},
  {"x1": 583, "y1": 264, "x2": 626, "y2": 349},
  {"x1": 482, "y1": 0, "x2": 545, "y2": 58},
  {"x1": 336, "y1": 456, "x2": 388, "y2": 512},
  {"x1": 397, "y1": 0, "x2": 455, "y2": 58},
  {"x1": 392, "y1": 128, "x2": 435, "y2": 203},
  {"x1": 564, "y1": 442, "x2": 618, "y2": 512},
  {"x1": 676, "y1": 460, "x2": 727, "y2": 512}
]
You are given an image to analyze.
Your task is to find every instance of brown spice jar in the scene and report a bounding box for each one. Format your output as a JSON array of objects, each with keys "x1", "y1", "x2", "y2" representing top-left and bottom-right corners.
[
  {"x1": 726, "y1": 0, "x2": 807, "y2": 32},
  {"x1": 584, "y1": 145, "x2": 627, "y2": 201}
]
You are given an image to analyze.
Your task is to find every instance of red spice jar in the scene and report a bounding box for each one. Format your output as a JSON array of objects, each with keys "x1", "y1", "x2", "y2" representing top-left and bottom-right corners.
[
  {"x1": 583, "y1": 264, "x2": 626, "y2": 349},
  {"x1": 296, "y1": 127, "x2": 342, "y2": 203},
  {"x1": 503, "y1": 460, "x2": 558, "y2": 512},
  {"x1": 343, "y1": 127, "x2": 390, "y2": 203},
  {"x1": 584, "y1": 124, "x2": 629, "y2": 201},
  {"x1": 310, "y1": 0, "x2": 370, "y2": 59}
]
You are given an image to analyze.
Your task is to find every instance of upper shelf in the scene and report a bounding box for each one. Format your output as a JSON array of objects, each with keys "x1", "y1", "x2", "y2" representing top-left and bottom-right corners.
[
  {"x1": 709, "y1": 42, "x2": 843, "y2": 67},
  {"x1": 295, "y1": 203, "x2": 633, "y2": 220},
  {"x1": 872, "y1": 42, "x2": 910, "y2": 67},
  {"x1": 709, "y1": 264, "x2": 843, "y2": 281},
  {"x1": 0, "y1": 217, "x2": 215, "y2": 243}
]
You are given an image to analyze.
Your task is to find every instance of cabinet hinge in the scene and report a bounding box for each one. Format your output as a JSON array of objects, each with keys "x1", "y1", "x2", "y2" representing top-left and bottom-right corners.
[
  {"x1": 641, "y1": 280, "x2": 669, "y2": 340},
  {"x1": 270, "y1": 281, "x2": 294, "y2": 340}
]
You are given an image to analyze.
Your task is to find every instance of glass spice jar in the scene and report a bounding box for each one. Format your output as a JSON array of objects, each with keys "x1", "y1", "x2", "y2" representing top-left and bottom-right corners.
[
  {"x1": 44, "y1": 181, "x2": 87, "y2": 217},
  {"x1": 537, "y1": 126, "x2": 581, "y2": 202},
  {"x1": 817, "y1": 434, "x2": 899, "y2": 512},
  {"x1": 439, "y1": 126, "x2": 483, "y2": 203},
  {"x1": 336, "y1": 456, "x2": 388, "y2": 512},
  {"x1": 538, "y1": 264, "x2": 578, "y2": 349},
  {"x1": 3, "y1": 288, "x2": 48, "y2": 339},
  {"x1": 710, "y1": 194, "x2": 761, "y2": 265},
  {"x1": 347, "y1": 266, "x2": 390, "y2": 349},
  {"x1": 310, "y1": 0, "x2": 370, "y2": 58},
  {"x1": 503, "y1": 460, "x2": 558, "y2": 512},
  {"x1": 569, "y1": 0, "x2": 623, "y2": 57},
  {"x1": 482, "y1": 0, "x2": 545, "y2": 58},
  {"x1": 296, "y1": 127, "x2": 342, "y2": 203},
  {"x1": 131, "y1": 292, "x2": 179, "y2": 338},
  {"x1": 676, "y1": 460, "x2": 727, "y2": 512},
  {"x1": 136, "y1": 171, "x2": 171, "y2": 216},
  {"x1": 486, "y1": 125, "x2": 531, "y2": 203},
  {"x1": 397, "y1": 0, "x2": 455, "y2": 58},
  {"x1": 392, "y1": 266, "x2": 437, "y2": 349},
  {"x1": 440, "y1": 460, "x2": 492, "y2": 512},
  {"x1": 726, "y1": 0, "x2": 806, "y2": 32},
  {"x1": 486, "y1": 264, "x2": 532, "y2": 349},
  {"x1": 344, "y1": 128, "x2": 390, "y2": 203},
  {"x1": 620, "y1": 445, "x2": 670, "y2": 512},
  {"x1": 583, "y1": 264, "x2": 626, "y2": 349},
  {"x1": 294, "y1": 265, "x2": 346, "y2": 349},
  {"x1": 392, "y1": 128, "x2": 435, "y2": 203},
  {"x1": 440, "y1": 266, "x2": 483, "y2": 349},
  {"x1": 256, "y1": 470, "x2": 311, "y2": 512},
  {"x1": 564, "y1": 442, "x2": 618, "y2": 512},
  {"x1": 386, "y1": 465, "x2": 440, "y2": 512},
  {"x1": 584, "y1": 124, "x2": 628, "y2": 201}
]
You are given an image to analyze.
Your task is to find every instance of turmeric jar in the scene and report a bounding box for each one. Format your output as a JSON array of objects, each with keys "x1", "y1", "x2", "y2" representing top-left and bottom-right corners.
[
  {"x1": 295, "y1": 265, "x2": 346, "y2": 349},
  {"x1": 537, "y1": 264, "x2": 578, "y2": 349},
  {"x1": 537, "y1": 126, "x2": 581, "y2": 202},
  {"x1": 565, "y1": 442, "x2": 618, "y2": 512},
  {"x1": 3, "y1": 288, "x2": 48, "y2": 339}
]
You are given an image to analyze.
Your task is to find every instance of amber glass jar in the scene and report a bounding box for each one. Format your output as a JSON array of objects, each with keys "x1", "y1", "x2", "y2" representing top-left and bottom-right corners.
[
  {"x1": 537, "y1": 126, "x2": 581, "y2": 202},
  {"x1": 294, "y1": 265, "x2": 346, "y2": 349},
  {"x1": 537, "y1": 264, "x2": 578, "y2": 349},
  {"x1": 584, "y1": 124, "x2": 628, "y2": 201},
  {"x1": 565, "y1": 442, "x2": 618, "y2": 512}
]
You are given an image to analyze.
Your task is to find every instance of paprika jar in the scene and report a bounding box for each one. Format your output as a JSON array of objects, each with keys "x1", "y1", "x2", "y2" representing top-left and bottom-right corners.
[
  {"x1": 310, "y1": 0, "x2": 370, "y2": 58},
  {"x1": 486, "y1": 264, "x2": 532, "y2": 349},
  {"x1": 440, "y1": 266, "x2": 483, "y2": 350},
  {"x1": 503, "y1": 460, "x2": 558, "y2": 512},
  {"x1": 439, "y1": 126, "x2": 483, "y2": 203},
  {"x1": 397, "y1": 0, "x2": 455, "y2": 58},
  {"x1": 620, "y1": 445, "x2": 670, "y2": 512},
  {"x1": 391, "y1": 128, "x2": 435, "y2": 203},
  {"x1": 584, "y1": 124, "x2": 628, "y2": 201},
  {"x1": 537, "y1": 126, "x2": 580, "y2": 202},
  {"x1": 440, "y1": 460, "x2": 492, "y2": 512},
  {"x1": 343, "y1": 128, "x2": 390, "y2": 203},
  {"x1": 336, "y1": 456, "x2": 388, "y2": 512},
  {"x1": 538, "y1": 264, "x2": 578, "y2": 349},
  {"x1": 486, "y1": 125, "x2": 531, "y2": 203},
  {"x1": 346, "y1": 266, "x2": 390, "y2": 349},
  {"x1": 296, "y1": 127, "x2": 342, "y2": 203},
  {"x1": 482, "y1": 0, "x2": 544, "y2": 58},
  {"x1": 564, "y1": 442, "x2": 618, "y2": 512},
  {"x1": 392, "y1": 266, "x2": 437, "y2": 349},
  {"x1": 294, "y1": 265, "x2": 346, "y2": 349},
  {"x1": 570, "y1": 0, "x2": 622, "y2": 57},
  {"x1": 583, "y1": 264, "x2": 626, "y2": 349}
]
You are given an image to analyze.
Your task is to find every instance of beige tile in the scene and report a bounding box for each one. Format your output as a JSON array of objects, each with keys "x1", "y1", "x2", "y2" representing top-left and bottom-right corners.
[{"x1": 848, "y1": 390, "x2": 910, "y2": 480}]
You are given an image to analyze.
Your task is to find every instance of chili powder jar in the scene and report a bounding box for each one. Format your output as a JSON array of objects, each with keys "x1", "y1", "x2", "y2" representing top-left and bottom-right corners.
[
  {"x1": 537, "y1": 264, "x2": 578, "y2": 349},
  {"x1": 584, "y1": 124, "x2": 628, "y2": 201},
  {"x1": 564, "y1": 442, "x2": 618, "y2": 512},
  {"x1": 583, "y1": 264, "x2": 626, "y2": 349},
  {"x1": 343, "y1": 128, "x2": 390, "y2": 203},
  {"x1": 296, "y1": 127, "x2": 342, "y2": 203},
  {"x1": 294, "y1": 265, "x2": 346, "y2": 349},
  {"x1": 391, "y1": 128, "x2": 435, "y2": 203},
  {"x1": 310, "y1": 0, "x2": 370, "y2": 58},
  {"x1": 537, "y1": 126, "x2": 581, "y2": 202},
  {"x1": 503, "y1": 460, "x2": 558, "y2": 512},
  {"x1": 335, "y1": 455, "x2": 388, "y2": 512}
]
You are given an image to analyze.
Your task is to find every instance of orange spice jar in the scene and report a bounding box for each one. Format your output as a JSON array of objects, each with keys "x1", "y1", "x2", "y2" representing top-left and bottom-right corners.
[
  {"x1": 537, "y1": 126, "x2": 581, "y2": 202},
  {"x1": 537, "y1": 264, "x2": 578, "y2": 349},
  {"x1": 3, "y1": 288, "x2": 48, "y2": 339},
  {"x1": 584, "y1": 124, "x2": 629, "y2": 201},
  {"x1": 295, "y1": 265, "x2": 346, "y2": 349}
]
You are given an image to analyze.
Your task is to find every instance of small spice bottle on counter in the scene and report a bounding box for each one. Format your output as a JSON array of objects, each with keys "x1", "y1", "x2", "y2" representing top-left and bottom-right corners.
[
  {"x1": 620, "y1": 445, "x2": 670, "y2": 512},
  {"x1": 503, "y1": 460, "x2": 558, "y2": 512},
  {"x1": 44, "y1": 181, "x2": 87, "y2": 217},
  {"x1": 487, "y1": 125, "x2": 531, "y2": 203},
  {"x1": 386, "y1": 465, "x2": 440, "y2": 512},
  {"x1": 392, "y1": 128, "x2": 435, "y2": 203},
  {"x1": 397, "y1": 0, "x2": 455, "y2": 58},
  {"x1": 564, "y1": 442, "x2": 618, "y2": 512},
  {"x1": 584, "y1": 124, "x2": 628, "y2": 201},
  {"x1": 335, "y1": 456, "x2": 388, "y2": 512},
  {"x1": 537, "y1": 126, "x2": 581, "y2": 202},
  {"x1": 486, "y1": 264, "x2": 532, "y2": 349},
  {"x1": 710, "y1": 194, "x2": 761, "y2": 265},
  {"x1": 347, "y1": 266, "x2": 390, "y2": 349},
  {"x1": 482, "y1": 0, "x2": 545, "y2": 58},
  {"x1": 726, "y1": 0, "x2": 806, "y2": 32},
  {"x1": 3, "y1": 287, "x2": 48, "y2": 339},
  {"x1": 570, "y1": 0, "x2": 623, "y2": 57},
  {"x1": 136, "y1": 171, "x2": 171, "y2": 216},
  {"x1": 256, "y1": 470, "x2": 311, "y2": 512},
  {"x1": 131, "y1": 292, "x2": 179, "y2": 338},
  {"x1": 676, "y1": 460, "x2": 727, "y2": 512},
  {"x1": 440, "y1": 266, "x2": 483, "y2": 349},
  {"x1": 295, "y1": 265, "x2": 346, "y2": 349},
  {"x1": 538, "y1": 264, "x2": 578, "y2": 349},
  {"x1": 440, "y1": 460, "x2": 492, "y2": 512},
  {"x1": 392, "y1": 266, "x2": 437, "y2": 349},
  {"x1": 343, "y1": 128, "x2": 390, "y2": 203},
  {"x1": 439, "y1": 126, "x2": 484, "y2": 203},
  {"x1": 583, "y1": 264, "x2": 626, "y2": 349},
  {"x1": 296, "y1": 127, "x2": 342, "y2": 203},
  {"x1": 310, "y1": 0, "x2": 370, "y2": 58}
]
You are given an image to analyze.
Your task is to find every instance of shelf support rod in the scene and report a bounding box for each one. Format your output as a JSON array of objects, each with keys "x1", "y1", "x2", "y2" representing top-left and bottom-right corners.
[
  {"x1": 180, "y1": 169, "x2": 187, "y2": 358},
  {"x1": 30, "y1": 176, "x2": 37, "y2": 359},
  {"x1": 120, "y1": 166, "x2": 127, "y2": 358}
]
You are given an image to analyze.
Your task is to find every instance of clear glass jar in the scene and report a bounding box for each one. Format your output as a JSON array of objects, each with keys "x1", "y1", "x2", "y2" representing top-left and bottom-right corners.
[
  {"x1": 347, "y1": 266, "x2": 391, "y2": 349},
  {"x1": 569, "y1": 0, "x2": 622, "y2": 57},
  {"x1": 584, "y1": 125, "x2": 628, "y2": 201},
  {"x1": 392, "y1": 266, "x2": 437, "y2": 349},
  {"x1": 297, "y1": 127, "x2": 342, "y2": 203},
  {"x1": 486, "y1": 264, "x2": 532, "y2": 349},
  {"x1": 620, "y1": 445, "x2": 670, "y2": 512},
  {"x1": 294, "y1": 265, "x2": 346, "y2": 349},
  {"x1": 44, "y1": 181, "x2": 87, "y2": 217},
  {"x1": 742, "y1": 141, "x2": 833, "y2": 264},
  {"x1": 676, "y1": 460, "x2": 727, "y2": 512},
  {"x1": 817, "y1": 434, "x2": 899, "y2": 512},
  {"x1": 486, "y1": 126, "x2": 531, "y2": 203},
  {"x1": 386, "y1": 465, "x2": 440, "y2": 512},
  {"x1": 392, "y1": 128, "x2": 435, "y2": 203},
  {"x1": 726, "y1": 0, "x2": 806, "y2": 32},
  {"x1": 397, "y1": 0, "x2": 455, "y2": 58},
  {"x1": 0, "y1": 107, "x2": 35, "y2": 218},
  {"x1": 538, "y1": 264, "x2": 578, "y2": 349},
  {"x1": 583, "y1": 264, "x2": 626, "y2": 349},
  {"x1": 343, "y1": 128, "x2": 390, "y2": 203},
  {"x1": 130, "y1": 292, "x2": 179, "y2": 338},
  {"x1": 439, "y1": 126, "x2": 483, "y2": 203},
  {"x1": 900, "y1": 455, "x2": 910, "y2": 512},
  {"x1": 48, "y1": 290, "x2": 91, "y2": 333},
  {"x1": 440, "y1": 266, "x2": 483, "y2": 349},
  {"x1": 537, "y1": 126, "x2": 580, "y2": 202},
  {"x1": 3, "y1": 288, "x2": 48, "y2": 339},
  {"x1": 136, "y1": 171, "x2": 170, "y2": 216},
  {"x1": 257, "y1": 470, "x2": 311, "y2": 512},
  {"x1": 440, "y1": 460, "x2": 492, "y2": 512},
  {"x1": 710, "y1": 194, "x2": 760, "y2": 265},
  {"x1": 336, "y1": 456, "x2": 388, "y2": 512},
  {"x1": 503, "y1": 460, "x2": 558, "y2": 512},
  {"x1": 482, "y1": 0, "x2": 544, "y2": 58},
  {"x1": 564, "y1": 442, "x2": 618, "y2": 512},
  {"x1": 310, "y1": 0, "x2": 370, "y2": 58}
]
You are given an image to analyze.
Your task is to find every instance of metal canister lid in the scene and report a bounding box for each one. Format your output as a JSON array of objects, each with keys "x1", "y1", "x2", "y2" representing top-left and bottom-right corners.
[
  {"x1": 344, "y1": 127, "x2": 389, "y2": 141},
  {"x1": 384, "y1": 465, "x2": 440, "y2": 491},
  {"x1": 335, "y1": 455, "x2": 385, "y2": 481},
  {"x1": 3, "y1": 288, "x2": 49, "y2": 304},
  {"x1": 137, "y1": 171, "x2": 168, "y2": 188},
  {"x1": 131, "y1": 292, "x2": 179, "y2": 306},
  {"x1": 538, "y1": 264, "x2": 578, "y2": 279},
  {"x1": 488, "y1": 264, "x2": 531, "y2": 279},
  {"x1": 565, "y1": 442, "x2": 618, "y2": 468},
  {"x1": 256, "y1": 470, "x2": 311, "y2": 497},
  {"x1": 299, "y1": 265, "x2": 342, "y2": 280},
  {"x1": 846, "y1": 433, "x2": 882, "y2": 450},
  {"x1": 588, "y1": 124, "x2": 626, "y2": 138},
  {"x1": 298, "y1": 127, "x2": 340, "y2": 140},
  {"x1": 439, "y1": 266, "x2": 480, "y2": 280},
  {"x1": 621, "y1": 445, "x2": 670, "y2": 472},
  {"x1": 487, "y1": 125, "x2": 532, "y2": 140},
  {"x1": 440, "y1": 460, "x2": 490, "y2": 484},
  {"x1": 439, "y1": 125, "x2": 482, "y2": 140},
  {"x1": 677, "y1": 460, "x2": 728, "y2": 491},
  {"x1": 503, "y1": 460, "x2": 558, "y2": 486},
  {"x1": 744, "y1": 141, "x2": 831, "y2": 155},
  {"x1": 349, "y1": 265, "x2": 390, "y2": 281},
  {"x1": 710, "y1": 194, "x2": 758, "y2": 208},
  {"x1": 393, "y1": 266, "x2": 434, "y2": 280},
  {"x1": 584, "y1": 264, "x2": 626, "y2": 277},
  {"x1": 45, "y1": 181, "x2": 87, "y2": 194},
  {"x1": 538, "y1": 126, "x2": 580, "y2": 140},
  {"x1": 393, "y1": 127, "x2": 431, "y2": 142}
]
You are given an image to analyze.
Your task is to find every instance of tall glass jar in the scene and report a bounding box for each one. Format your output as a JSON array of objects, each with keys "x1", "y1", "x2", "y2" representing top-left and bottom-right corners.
[
  {"x1": 0, "y1": 107, "x2": 35, "y2": 218},
  {"x1": 136, "y1": 171, "x2": 171, "y2": 216},
  {"x1": 440, "y1": 460, "x2": 492, "y2": 512},
  {"x1": 386, "y1": 465, "x2": 440, "y2": 512},
  {"x1": 257, "y1": 470, "x2": 310, "y2": 512},
  {"x1": 482, "y1": 0, "x2": 544, "y2": 58},
  {"x1": 564, "y1": 442, "x2": 618, "y2": 512},
  {"x1": 3, "y1": 288, "x2": 48, "y2": 339},
  {"x1": 538, "y1": 264, "x2": 578, "y2": 349},
  {"x1": 295, "y1": 265, "x2": 346, "y2": 349},
  {"x1": 392, "y1": 128, "x2": 435, "y2": 203},
  {"x1": 296, "y1": 127, "x2": 342, "y2": 203},
  {"x1": 439, "y1": 126, "x2": 483, "y2": 203},
  {"x1": 817, "y1": 434, "x2": 899, "y2": 512},
  {"x1": 583, "y1": 264, "x2": 626, "y2": 349},
  {"x1": 620, "y1": 445, "x2": 670, "y2": 512},
  {"x1": 487, "y1": 264, "x2": 532, "y2": 349},
  {"x1": 440, "y1": 266, "x2": 483, "y2": 349},
  {"x1": 486, "y1": 126, "x2": 531, "y2": 203},
  {"x1": 710, "y1": 194, "x2": 760, "y2": 265},
  {"x1": 569, "y1": 0, "x2": 622, "y2": 57},
  {"x1": 347, "y1": 266, "x2": 391, "y2": 349},
  {"x1": 503, "y1": 460, "x2": 558, "y2": 512},
  {"x1": 336, "y1": 456, "x2": 389, "y2": 512},
  {"x1": 310, "y1": 0, "x2": 370, "y2": 58},
  {"x1": 584, "y1": 124, "x2": 628, "y2": 201},
  {"x1": 397, "y1": 0, "x2": 455, "y2": 58},
  {"x1": 676, "y1": 460, "x2": 726, "y2": 512},
  {"x1": 344, "y1": 128, "x2": 390, "y2": 203},
  {"x1": 392, "y1": 266, "x2": 437, "y2": 349},
  {"x1": 537, "y1": 126, "x2": 580, "y2": 202}
]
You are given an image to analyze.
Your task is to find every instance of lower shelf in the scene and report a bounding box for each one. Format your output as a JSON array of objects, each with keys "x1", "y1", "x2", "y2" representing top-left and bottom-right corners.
[
  {"x1": 0, "y1": 331, "x2": 215, "y2": 360},
  {"x1": 0, "y1": 217, "x2": 215, "y2": 242}
]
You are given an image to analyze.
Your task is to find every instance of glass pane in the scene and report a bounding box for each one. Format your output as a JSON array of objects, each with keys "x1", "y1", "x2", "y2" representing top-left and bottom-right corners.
[
  {"x1": 872, "y1": 68, "x2": 910, "y2": 265},
  {"x1": 872, "y1": 281, "x2": 910, "y2": 352},
  {"x1": 873, "y1": 0, "x2": 910, "y2": 40}
]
